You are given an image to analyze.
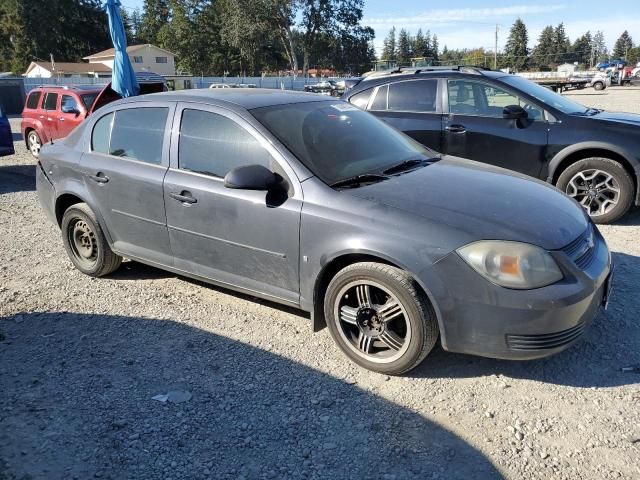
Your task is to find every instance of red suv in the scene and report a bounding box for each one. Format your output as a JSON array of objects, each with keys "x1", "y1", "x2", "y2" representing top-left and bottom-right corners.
[{"x1": 21, "y1": 86, "x2": 102, "y2": 157}]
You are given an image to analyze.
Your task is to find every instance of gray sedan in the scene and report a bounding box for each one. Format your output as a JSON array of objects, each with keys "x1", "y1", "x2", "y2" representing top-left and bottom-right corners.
[{"x1": 35, "y1": 89, "x2": 612, "y2": 375}]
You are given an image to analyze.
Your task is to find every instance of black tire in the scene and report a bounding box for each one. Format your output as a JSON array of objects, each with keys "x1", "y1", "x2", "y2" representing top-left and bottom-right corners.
[
  {"x1": 324, "y1": 262, "x2": 438, "y2": 375},
  {"x1": 61, "y1": 203, "x2": 122, "y2": 277},
  {"x1": 556, "y1": 157, "x2": 634, "y2": 224},
  {"x1": 593, "y1": 81, "x2": 604, "y2": 91}
]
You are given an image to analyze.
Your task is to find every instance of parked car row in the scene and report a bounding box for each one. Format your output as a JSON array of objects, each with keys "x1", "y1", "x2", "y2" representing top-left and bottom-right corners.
[
  {"x1": 344, "y1": 66, "x2": 640, "y2": 224},
  {"x1": 35, "y1": 88, "x2": 613, "y2": 374}
]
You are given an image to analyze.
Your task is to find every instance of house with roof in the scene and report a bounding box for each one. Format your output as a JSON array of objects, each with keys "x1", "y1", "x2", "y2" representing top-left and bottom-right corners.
[
  {"x1": 83, "y1": 44, "x2": 176, "y2": 76},
  {"x1": 24, "y1": 61, "x2": 112, "y2": 78}
]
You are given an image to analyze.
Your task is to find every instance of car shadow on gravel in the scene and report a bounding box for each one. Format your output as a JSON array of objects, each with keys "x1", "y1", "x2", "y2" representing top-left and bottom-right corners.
[
  {"x1": 612, "y1": 206, "x2": 640, "y2": 226},
  {"x1": 11, "y1": 132, "x2": 22, "y2": 142},
  {"x1": 412, "y1": 251, "x2": 640, "y2": 389},
  {"x1": 0, "y1": 164, "x2": 35, "y2": 194},
  {"x1": 0, "y1": 312, "x2": 503, "y2": 480}
]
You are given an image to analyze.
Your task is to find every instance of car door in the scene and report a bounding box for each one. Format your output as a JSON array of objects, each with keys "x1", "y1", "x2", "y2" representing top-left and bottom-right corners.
[
  {"x1": 41, "y1": 91, "x2": 60, "y2": 142},
  {"x1": 443, "y1": 79, "x2": 549, "y2": 177},
  {"x1": 0, "y1": 105, "x2": 15, "y2": 157},
  {"x1": 57, "y1": 94, "x2": 84, "y2": 138},
  {"x1": 163, "y1": 103, "x2": 302, "y2": 305},
  {"x1": 365, "y1": 79, "x2": 443, "y2": 152},
  {"x1": 79, "y1": 102, "x2": 174, "y2": 266}
]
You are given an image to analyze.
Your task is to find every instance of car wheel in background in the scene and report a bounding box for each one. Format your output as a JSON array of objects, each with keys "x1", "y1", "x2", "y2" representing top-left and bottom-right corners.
[
  {"x1": 61, "y1": 203, "x2": 122, "y2": 277},
  {"x1": 27, "y1": 130, "x2": 42, "y2": 157},
  {"x1": 324, "y1": 262, "x2": 438, "y2": 375},
  {"x1": 556, "y1": 157, "x2": 634, "y2": 224},
  {"x1": 592, "y1": 81, "x2": 605, "y2": 91}
]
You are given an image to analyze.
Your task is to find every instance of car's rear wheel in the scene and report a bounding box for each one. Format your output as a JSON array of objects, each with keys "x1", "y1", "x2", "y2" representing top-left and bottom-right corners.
[
  {"x1": 61, "y1": 203, "x2": 122, "y2": 277},
  {"x1": 27, "y1": 130, "x2": 41, "y2": 157},
  {"x1": 556, "y1": 157, "x2": 634, "y2": 224},
  {"x1": 324, "y1": 262, "x2": 438, "y2": 375},
  {"x1": 593, "y1": 81, "x2": 605, "y2": 91}
]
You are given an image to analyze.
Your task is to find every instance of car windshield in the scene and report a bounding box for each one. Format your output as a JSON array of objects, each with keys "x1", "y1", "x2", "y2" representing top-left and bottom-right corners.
[
  {"x1": 251, "y1": 101, "x2": 435, "y2": 185},
  {"x1": 500, "y1": 75, "x2": 588, "y2": 115},
  {"x1": 81, "y1": 93, "x2": 99, "y2": 110}
]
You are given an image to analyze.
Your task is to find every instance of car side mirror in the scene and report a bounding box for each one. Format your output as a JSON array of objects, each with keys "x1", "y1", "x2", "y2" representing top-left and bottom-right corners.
[
  {"x1": 503, "y1": 105, "x2": 528, "y2": 120},
  {"x1": 224, "y1": 164, "x2": 279, "y2": 191}
]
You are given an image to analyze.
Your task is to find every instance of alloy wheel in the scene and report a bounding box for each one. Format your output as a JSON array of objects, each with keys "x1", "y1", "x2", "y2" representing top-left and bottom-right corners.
[
  {"x1": 333, "y1": 280, "x2": 411, "y2": 364},
  {"x1": 28, "y1": 132, "x2": 41, "y2": 157},
  {"x1": 566, "y1": 169, "x2": 620, "y2": 217}
]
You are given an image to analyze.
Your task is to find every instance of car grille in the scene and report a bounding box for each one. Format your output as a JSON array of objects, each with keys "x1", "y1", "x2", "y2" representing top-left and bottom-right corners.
[
  {"x1": 506, "y1": 322, "x2": 586, "y2": 351},
  {"x1": 561, "y1": 225, "x2": 596, "y2": 270}
]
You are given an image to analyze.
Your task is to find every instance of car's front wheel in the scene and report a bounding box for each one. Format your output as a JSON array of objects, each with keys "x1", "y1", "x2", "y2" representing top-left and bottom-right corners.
[
  {"x1": 27, "y1": 130, "x2": 41, "y2": 157},
  {"x1": 593, "y1": 81, "x2": 605, "y2": 91},
  {"x1": 61, "y1": 203, "x2": 122, "y2": 277},
  {"x1": 556, "y1": 157, "x2": 634, "y2": 224},
  {"x1": 324, "y1": 262, "x2": 438, "y2": 375}
]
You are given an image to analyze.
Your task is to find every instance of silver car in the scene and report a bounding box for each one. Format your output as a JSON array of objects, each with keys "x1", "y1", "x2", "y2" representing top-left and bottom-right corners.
[{"x1": 35, "y1": 89, "x2": 613, "y2": 375}]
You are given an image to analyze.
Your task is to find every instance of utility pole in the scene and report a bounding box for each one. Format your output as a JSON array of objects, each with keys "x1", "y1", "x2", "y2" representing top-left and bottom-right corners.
[{"x1": 494, "y1": 24, "x2": 498, "y2": 70}]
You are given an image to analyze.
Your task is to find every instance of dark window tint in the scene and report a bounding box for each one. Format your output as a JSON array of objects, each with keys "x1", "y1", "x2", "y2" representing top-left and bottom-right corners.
[
  {"x1": 387, "y1": 80, "x2": 437, "y2": 112},
  {"x1": 43, "y1": 93, "x2": 58, "y2": 111},
  {"x1": 349, "y1": 88, "x2": 373, "y2": 109},
  {"x1": 370, "y1": 85, "x2": 388, "y2": 110},
  {"x1": 26, "y1": 91, "x2": 41, "y2": 109},
  {"x1": 109, "y1": 108, "x2": 168, "y2": 164},
  {"x1": 61, "y1": 95, "x2": 78, "y2": 112},
  {"x1": 179, "y1": 109, "x2": 272, "y2": 178},
  {"x1": 92, "y1": 113, "x2": 114, "y2": 154},
  {"x1": 81, "y1": 93, "x2": 98, "y2": 110}
]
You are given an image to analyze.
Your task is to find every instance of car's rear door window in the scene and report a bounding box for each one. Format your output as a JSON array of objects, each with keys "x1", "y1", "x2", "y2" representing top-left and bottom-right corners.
[
  {"x1": 43, "y1": 93, "x2": 58, "y2": 111},
  {"x1": 349, "y1": 88, "x2": 374, "y2": 109},
  {"x1": 108, "y1": 108, "x2": 168, "y2": 164},
  {"x1": 387, "y1": 80, "x2": 438, "y2": 112},
  {"x1": 92, "y1": 112, "x2": 114, "y2": 154},
  {"x1": 370, "y1": 85, "x2": 388, "y2": 110},
  {"x1": 61, "y1": 95, "x2": 79, "y2": 113},
  {"x1": 26, "y1": 91, "x2": 41, "y2": 110},
  {"x1": 178, "y1": 109, "x2": 272, "y2": 178}
]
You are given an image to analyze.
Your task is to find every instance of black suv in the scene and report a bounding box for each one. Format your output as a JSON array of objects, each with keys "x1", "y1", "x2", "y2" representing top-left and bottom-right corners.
[{"x1": 343, "y1": 66, "x2": 640, "y2": 223}]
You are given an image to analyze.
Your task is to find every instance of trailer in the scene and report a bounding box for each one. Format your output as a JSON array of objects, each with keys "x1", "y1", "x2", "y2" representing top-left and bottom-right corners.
[{"x1": 531, "y1": 77, "x2": 590, "y2": 92}]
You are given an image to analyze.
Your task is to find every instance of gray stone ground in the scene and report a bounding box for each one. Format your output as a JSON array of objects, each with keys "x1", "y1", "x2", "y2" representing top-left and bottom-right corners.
[{"x1": 1, "y1": 86, "x2": 639, "y2": 480}]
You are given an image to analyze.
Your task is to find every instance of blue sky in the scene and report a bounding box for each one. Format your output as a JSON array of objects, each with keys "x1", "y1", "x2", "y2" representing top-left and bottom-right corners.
[{"x1": 121, "y1": 0, "x2": 640, "y2": 55}]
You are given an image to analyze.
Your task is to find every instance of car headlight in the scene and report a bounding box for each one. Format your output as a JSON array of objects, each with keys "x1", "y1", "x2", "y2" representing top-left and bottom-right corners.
[{"x1": 457, "y1": 241, "x2": 563, "y2": 289}]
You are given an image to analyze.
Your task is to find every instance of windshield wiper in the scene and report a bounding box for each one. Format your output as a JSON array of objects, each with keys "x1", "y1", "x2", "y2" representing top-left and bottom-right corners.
[
  {"x1": 330, "y1": 174, "x2": 389, "y2": 189},
  {"x1": 382, "y1": 158, "x2": 432, "y2": 175}
]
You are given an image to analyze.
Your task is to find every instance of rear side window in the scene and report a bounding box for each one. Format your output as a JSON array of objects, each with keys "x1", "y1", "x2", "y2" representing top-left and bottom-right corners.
[
  {"x1": 26, "y1": 91, "x2": 41, "y2": 109},
  {"x1": 349, "y1": 88, "x2": 373, "y2": 109},
  {"x1": 109, "y1": 108, "x2": 168, "y2": 164},
  {"x1": 387, "y1": 80, "x2": 438, "y2": 112},
  {"x1": 178, "y1": 109, "x2": 272, "y2": 178},
  {"x1": 370, "y1": 85, "x2": 388, "y2": 110},
  {"x1": 43, "y1": 93, "x2": 58, "y2": 111},
  {"x1": 92, "y1": 113, "x2": 114, "y2": 154},
  {"x1": 61, "y1": 95, "x2": 79, "y2": 112}
]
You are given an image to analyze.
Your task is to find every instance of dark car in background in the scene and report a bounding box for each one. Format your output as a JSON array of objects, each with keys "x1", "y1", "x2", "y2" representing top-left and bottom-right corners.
[
  {"x1": 304, "y1": 80, "x2": 341, "y2": 96},
  {"x1": 344, "y1": 66, "x2": 640, "y2": 223},
  {"x1": 35, "y1": 89, "x2": 611, "y2": 375},
  {"x1": 0, "y1": 104, "x2": 15, "y2": 157}
]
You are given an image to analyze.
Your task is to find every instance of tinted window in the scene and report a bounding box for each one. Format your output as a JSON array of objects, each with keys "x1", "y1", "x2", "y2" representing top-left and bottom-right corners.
[
  {"x1": 26, "y1": 91, "x2": 41, "y2": 109},
  {"x1": 179, "y1": 109, "x2": 272, "y2": 178},
  {"x1": 388, "y1": 80, "x2": 438, "y2": 112},
  {"x1": 109, "y1": 108, "x2": 168, "y2": 164},
  {"x1": 370, "y1": 85, "x2": 388, "y2": 110},
  {"x1": 349, "y1": 88, "x2": 373, "y2": 109},
  {"x1": 252, "y1": 102, "x2": 434, "y2": 185},
  {"x1": 61, "y1": 95, "x2": 78, "y2": 112},
  {"x1": 92, "y1": 113, "x2": 114, "y2": 154},
  {"x1": 43, "y1": 93, "x2": 58, "y2": 111},
  {"x1": 81, "y1": 93, "x2": 98, "y2": 110}
]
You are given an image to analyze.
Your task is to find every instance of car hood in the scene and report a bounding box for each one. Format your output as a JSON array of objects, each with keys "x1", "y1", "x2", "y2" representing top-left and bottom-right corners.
[
  {"x1": 347, "y1": 157, "x2": 588, "y2": 250},
  {"x1": 589, "y1": 110, "x2": 640, "y2": 127}
]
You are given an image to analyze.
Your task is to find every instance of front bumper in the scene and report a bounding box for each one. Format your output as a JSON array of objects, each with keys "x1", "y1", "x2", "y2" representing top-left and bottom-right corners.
[
  {"x1": 36, "y1": 162, "x2": 57, "y2": 225},
  {"x1": 421, "y1": 226, "x2": 611, "y2": 360}
]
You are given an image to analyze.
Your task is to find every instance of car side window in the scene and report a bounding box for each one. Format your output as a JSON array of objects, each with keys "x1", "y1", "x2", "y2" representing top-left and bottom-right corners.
[
  {"x1": 43, "y1": 93, "x2": 58, "y2": 111},
  {"x1": 61, "y1": 95, "x2": 79, "y2": 112},
  {"x1": 448, "y1": 80, "x2": 544, "y2": 120},
  {"x1": 349, "y1": 88, "x2": 373, "y2": 109},
  {"x1": 178, "y1": 109, "x2": 272, "y2": 178},
  {"x1": 26, "y1": 91, "x2": 41, "y2": 109},
  {"x1": 370, "y1": 85, "x2": 388, "y2": 110},
  {"x1": 92, "y1": 112, "x2": 114, "y2": 154},
  {"x1": 108, "y1": 108, "x2": 168, "y2": 164},
  {"x1": 387, "y1": 80, "x2": 438, "y2": 112}
]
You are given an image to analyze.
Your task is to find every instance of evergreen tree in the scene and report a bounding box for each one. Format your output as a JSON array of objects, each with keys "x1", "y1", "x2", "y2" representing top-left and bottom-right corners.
[
  {"x1": 120, "y1": 8, "x2": 134, "y2": 45},
  {"x1": 140, "y1": 0, "x2": 170, "y2": 45},
  {"x1": 553, "y1": 22, "x2": 571, "y2": 64},
  {"x1": 131, "y1": 8, "x2": 143, "y2": 43},
  {"x1": 532, "y1": 25, "x2": 555, "y2": 70},
  {"x1": 571, "y1": 32, "x2": 592, "y2": 66},
  {"x1": 382, "y1": 27, "x2": 396, "y2": 60},
  {"x1": 431, "y1": 34, "x2": 439, "y2": 60},
  {"x1": 397, "y1": 28, "x2": 411, "y2": 63},
  {"x1": 413, "y1": 29, "x2": 426, "y2": 59},
  {"x1": 613, "y1": 30, "x2": 634, "y2": 58},
  {"x1": 591, "y1": 31, "x2": 608, "y2": 63},
  {"x1": 504, "y1": 18, "x2": 528, "y2": 70}
]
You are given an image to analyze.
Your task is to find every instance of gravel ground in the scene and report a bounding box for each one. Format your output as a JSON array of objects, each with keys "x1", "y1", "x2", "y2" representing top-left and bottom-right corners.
[{"x1": 1, "y1": 87, "x2": 640, "y2": 480}]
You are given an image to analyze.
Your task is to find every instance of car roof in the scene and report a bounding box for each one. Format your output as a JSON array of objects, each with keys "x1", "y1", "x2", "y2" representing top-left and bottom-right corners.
[
  {"x1": 133, "y1": 88, "x2": 335, "y2": 110},
  {"x1": 31, "y1": 85, "x2": 104, "y2": 93}
]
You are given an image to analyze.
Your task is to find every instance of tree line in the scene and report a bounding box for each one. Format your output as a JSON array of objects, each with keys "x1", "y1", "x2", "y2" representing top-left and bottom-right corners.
[{"x1": 0, "y1": 0, "x2": 376, "y2": 76}]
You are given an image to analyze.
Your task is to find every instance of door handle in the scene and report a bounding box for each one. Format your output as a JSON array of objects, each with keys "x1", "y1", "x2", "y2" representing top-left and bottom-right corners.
[
  {"x1": 446, "y1": 124, "x2": 466, "y2": 134},
  {"x1": 88, "y1": 172, "x2": 109, "y2": 184},
  {"x1": 39, "y1": 115, "x2": 45, "y2": 119},
  {"x1": 59, "y1": 118, "x2": 65, "y2": 122},
  {"x1": 169, "y1": 191, "x2": 197, "y2": 204}
]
